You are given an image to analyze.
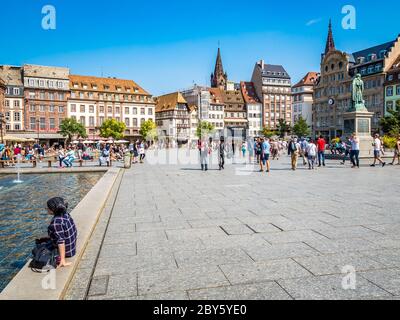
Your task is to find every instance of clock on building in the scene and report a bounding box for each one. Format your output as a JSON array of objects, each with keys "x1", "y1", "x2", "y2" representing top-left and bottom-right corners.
[{"x1": 328, "y1": 98, "x2": 335, "y2": 105}]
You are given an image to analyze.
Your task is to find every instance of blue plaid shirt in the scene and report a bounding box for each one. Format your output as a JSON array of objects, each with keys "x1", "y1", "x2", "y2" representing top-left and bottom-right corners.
[{"x1": 48, "y1": 213, "x2": 78, "y2": 258}]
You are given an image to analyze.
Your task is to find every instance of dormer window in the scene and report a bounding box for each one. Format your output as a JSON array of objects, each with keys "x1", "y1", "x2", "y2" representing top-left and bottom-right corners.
[
  {"x1": 368, "y1": 53, "x2": 377, "y2": 61},
  {"x1": 379, "y1": 50, "x2": 387, "y2": 59},
  {"x1": 357, "y1": 57, "x2": 365, "y2": 64}
]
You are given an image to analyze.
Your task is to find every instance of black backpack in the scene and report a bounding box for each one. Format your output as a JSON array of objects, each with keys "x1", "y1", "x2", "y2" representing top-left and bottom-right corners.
[{"x1": 29, "y1": 239, "x2": 58, "y2": 272}]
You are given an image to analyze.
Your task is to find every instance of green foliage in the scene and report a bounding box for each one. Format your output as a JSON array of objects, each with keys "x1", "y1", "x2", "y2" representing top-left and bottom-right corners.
[
  {"x1": 196, "y1": 121, "x2": 215, "y2": 138},
  {"x1": 380, "y1": 109, "x2": 400, "y2": 137},
  {"x1": 292, "y1": 117, "x2": 310, "y2": 138},
  {"x1": 261, "y1": 127, "x2": 279, "y2": 138},
  {"x1": 99, "y1": 119, "x2": 126, "y2": 140},
  {"x1": 140, "y1": 120, "x2": 158, "y2": 141},
  {"x1": 276, "y1": 119, "x2": 292, "y2": 138},
  {"x1": 382, "y1": 135, "x2": 397, "y2": 149},
  {"x1": 59, "y1": 118, "x2": 87, "y2": 143}
]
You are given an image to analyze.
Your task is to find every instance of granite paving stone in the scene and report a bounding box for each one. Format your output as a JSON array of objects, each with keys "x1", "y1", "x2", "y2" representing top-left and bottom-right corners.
[
  {"x1": 188, "y1": 282, "x2": 293, "y2": 300},
  {"x1": 219, "y1": 259, "x2": 312, "y2": 285},
  {"x1": 65, "y1": 155, "x2": 400, "y2": 300},
  {"x1": 278, "y1": 274, "x2": 392, "y2": 300}
]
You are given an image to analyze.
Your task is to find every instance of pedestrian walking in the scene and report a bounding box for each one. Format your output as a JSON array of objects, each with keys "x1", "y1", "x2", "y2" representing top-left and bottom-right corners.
[
  {"x1": 317, "y1": 136, "x2": 326, "y2": 167},
  {"x1": 306, "y1": 139, "x2": 317, "y2": 170},
  {"x1": 200, "y1": 138, "x2": 211, "y2": 171},
  {"x1": 259, "y1": 137, "x2": 271, "y2": 173},
  {"x1": 219, "y1": 137, "x2": 225, "y2": 170},
  {"x1": 370, "y1": 134, "x2": 386, "y2": 167},
  {"x1": 349, "y1": 133, "x2": 360, "y2": 168},
  {"x1": 341, "y1": 137, "x2": 352, "y2": 165},
  {"x1": 288, "y1": 138, "x2": 300, "y2": 171}
]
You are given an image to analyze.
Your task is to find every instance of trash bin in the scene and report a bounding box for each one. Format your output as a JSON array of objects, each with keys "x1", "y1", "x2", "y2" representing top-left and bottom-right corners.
[{"x1": 124, "y1": 153, "x2": 132, "y2": 169}]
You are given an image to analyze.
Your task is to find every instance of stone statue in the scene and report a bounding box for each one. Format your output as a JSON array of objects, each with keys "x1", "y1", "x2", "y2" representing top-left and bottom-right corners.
[{"x1": 350, "y1": 73, "x2": 368, "y2": 112}]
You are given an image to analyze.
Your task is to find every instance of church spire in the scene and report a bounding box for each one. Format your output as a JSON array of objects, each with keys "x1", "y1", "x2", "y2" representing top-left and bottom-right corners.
[
  {"x1": 211, "y1": 47, "x2": 228, "y2": 89},
  {"x1": 325, "y1": 19, "x2": 336, "y2": 54}
]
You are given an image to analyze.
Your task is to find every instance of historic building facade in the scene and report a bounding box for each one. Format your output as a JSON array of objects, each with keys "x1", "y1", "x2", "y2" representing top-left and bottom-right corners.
[
  {"x1": 23, "y1": 64, "x2": 70, "y2": 141},
  {"x1": 241, "y1": 82, "x2": 262, "y2": 137},
  {"x1": 188, "y1": 104, "x2": 198, "y2": 143},
  {"x1": 68, "y1": 75, "x2": 155, "y2": 140},
  {"x1": 222, "y1": 89, "x2": 247, "y2": 138},
  {"x1": 0, "y1": 66, "x2": 24, "y2": 133},
  {"x1": 384, "y1": 56, "x2": 400, "y2": 115},
  {"x1": 208, "y1": 87, "x2": 225, "y2": 136},
  {"x1": 155, "y1": 92, "x2": 191, "y2": 144},
  {"x1": 252, "y1": 60, "x2": 292, "y2": 130},
  {"x1": 292, "y1": 72, "x2": 319, "y2": 128},
  {"x1": 313, "y1": 21, "x2": 400, "y2": 139}
]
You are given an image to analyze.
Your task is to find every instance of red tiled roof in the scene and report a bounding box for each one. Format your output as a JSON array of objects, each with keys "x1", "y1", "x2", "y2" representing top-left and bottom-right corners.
[
  {"x1": 240, "y1": 81, "x2": 261, "y2": 104},
  {"x1": 293, "y1": 72, "x2": 319, "y2": 88},
  {"x1": 69, "y1": 75, "x2": 150, "y2": 95},
  {"x1": 209, "y1": 88, "x2": 224, "y2": 104}
]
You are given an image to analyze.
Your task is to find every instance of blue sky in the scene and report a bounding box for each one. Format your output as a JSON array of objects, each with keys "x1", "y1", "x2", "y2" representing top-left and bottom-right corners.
[{"x1": 1, "y1": 0, "x2": 399, "y2": 95}]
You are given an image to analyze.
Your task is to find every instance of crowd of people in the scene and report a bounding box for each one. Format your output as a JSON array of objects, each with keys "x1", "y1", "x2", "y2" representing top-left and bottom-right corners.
[
  {"x1": 195, "y1": 133, "x2": 400, "y2": 172},
  {"x1": 0, "y1": 139, "x2": 149, "y2": 168}
]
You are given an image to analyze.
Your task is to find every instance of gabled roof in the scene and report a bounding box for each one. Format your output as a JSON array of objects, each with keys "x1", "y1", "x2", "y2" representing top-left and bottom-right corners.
[
  {"x1": 156, "y1": 92, "x2": 187, "y2": 112},
  {"x1": 23, "y1": 64, "x2": 70, "y2": 79},
  {"x1": 293, "y1": 72, "x2": 319, "y2": 88},
  {"x1": 240, "y1": 82, "x2": 261, "y2": 104},
  {"x1": 221, "y1": 89, "x2": 244, "y2": 104},
  {"x1": 0, "y1": 65, "x2": 23, "y2": 86},
  {"x1": 209, "y1": 87, "x2": 224, "y2": 104},
  {"x1": 69, "y1": 75, "x2": 150, "y2": 95}
]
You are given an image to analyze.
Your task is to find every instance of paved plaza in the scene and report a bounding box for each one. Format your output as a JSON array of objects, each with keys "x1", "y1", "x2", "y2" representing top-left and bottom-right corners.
[{"x1": 65, "y1": 151, "x2": 400, "y2": 300}]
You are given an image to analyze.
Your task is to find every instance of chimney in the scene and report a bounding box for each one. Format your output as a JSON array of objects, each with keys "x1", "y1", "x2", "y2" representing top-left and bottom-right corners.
[{"x1": 259, "y1": 60, "x2": 265, "y2": 69}]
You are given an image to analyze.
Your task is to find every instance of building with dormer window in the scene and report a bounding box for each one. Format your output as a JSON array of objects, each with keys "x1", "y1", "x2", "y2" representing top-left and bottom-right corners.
[{"x1": 313, "y1": 20, "x2": 400, "y2": 139}]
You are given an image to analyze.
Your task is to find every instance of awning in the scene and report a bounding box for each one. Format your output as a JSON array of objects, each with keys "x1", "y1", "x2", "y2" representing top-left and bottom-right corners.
[{"x1": 4, "y1": 133, "x2": 64, "y2": 139}]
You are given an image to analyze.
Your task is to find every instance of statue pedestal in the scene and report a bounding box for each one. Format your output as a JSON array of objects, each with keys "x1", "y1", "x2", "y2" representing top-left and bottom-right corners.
[{"x1": 343, "y1": 110, "x2": 374, "y2": 157}]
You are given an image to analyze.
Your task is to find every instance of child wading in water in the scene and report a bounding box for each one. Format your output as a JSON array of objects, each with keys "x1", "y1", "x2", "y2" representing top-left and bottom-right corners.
[{"x1": 47, "y1": 197, "x2": 77, "y2": 268}]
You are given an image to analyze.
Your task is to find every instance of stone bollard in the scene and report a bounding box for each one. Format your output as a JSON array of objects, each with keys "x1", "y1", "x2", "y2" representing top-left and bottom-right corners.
[{"x1": 124, "y1": 153, "x2": 132, "y2": 169}]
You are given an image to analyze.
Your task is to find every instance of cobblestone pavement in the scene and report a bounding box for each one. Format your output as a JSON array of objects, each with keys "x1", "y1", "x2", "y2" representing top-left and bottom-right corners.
[{"x1": 65, "y1": 152, "x2": 400, "y2": 300}]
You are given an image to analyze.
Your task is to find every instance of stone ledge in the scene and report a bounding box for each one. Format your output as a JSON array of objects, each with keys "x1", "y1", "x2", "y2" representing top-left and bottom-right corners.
[
  {"x1": 0, "y1": 167, "x2": 110, "y2": 175},
  {"x1": 0, "y1": 167, "x2": 122, "y2": 300}
]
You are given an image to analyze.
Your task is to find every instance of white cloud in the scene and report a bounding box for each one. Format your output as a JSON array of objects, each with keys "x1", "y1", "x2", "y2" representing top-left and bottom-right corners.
[{"x1": 306, "y1": 18, "x2": 323, "y2": 26}]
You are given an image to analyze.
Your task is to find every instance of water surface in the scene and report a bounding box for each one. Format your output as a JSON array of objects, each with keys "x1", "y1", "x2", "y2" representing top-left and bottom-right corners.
[{"x1": 0, "y1": 172, "x2": 103, "y2": 292}]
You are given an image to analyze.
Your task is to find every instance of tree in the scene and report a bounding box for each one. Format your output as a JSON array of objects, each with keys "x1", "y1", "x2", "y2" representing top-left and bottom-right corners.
[
  {"x1": 261, "y1": 127, "x2": 279, "y2": 138},
  {"x1": 140, "y1": 119, "x2": 158, "y2": 141},
  {"x1": 59, "y1": 118, "x2": 87, "y2": 144},
  {"x1": 196, "y1": 121, "x2": 215, "y2": 139},
  {"x1": 380, "y1": 109, "x2": 400, "y2": 137},
  {"x1": 292, "y1": 117, "x2": 310, "y2": 138},
  {"x1": 276, "y1": 119, "x2": 292, "y2": 138},
  {"x1": 99, "y1": 119, "x2": 126, "y2": 140}
]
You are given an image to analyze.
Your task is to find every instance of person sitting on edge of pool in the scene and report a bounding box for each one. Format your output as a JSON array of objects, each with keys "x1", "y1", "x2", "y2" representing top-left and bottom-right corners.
[{"x1": 46, "y1": 197, "x2": 78, "y2": 268}]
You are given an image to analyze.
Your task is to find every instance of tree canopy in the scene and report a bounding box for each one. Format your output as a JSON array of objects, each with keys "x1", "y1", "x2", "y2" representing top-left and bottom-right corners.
[
  {"x1": 196, "y1": 121, "x2": 215, "y2": 139},
  {"x1": 140, "y1": 119, "x2": 158, "y2": 141},
  {"x1": 99, "y1": 119, "x2": 126, "y2": 140},
  {"x1": 59, "y1": 118, "x2": 87, "y2": 143},
  {"x1": 380, "y1": 109, "x2": 400, "y2": 137},
  {"x1": 292, "y1": 116, "x2": 310, "y2": 138},
  {"x1": 276, "y1": 119, "x2": 292, "y2": 138},
  {"x1": 261, "y1": 127, "x2": 279, "y2": 138}
]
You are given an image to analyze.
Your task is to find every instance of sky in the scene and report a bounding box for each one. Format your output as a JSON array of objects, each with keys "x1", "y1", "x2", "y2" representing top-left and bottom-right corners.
[{"x1": 1, "y1": 0, "x2": 399, "y2": 96}]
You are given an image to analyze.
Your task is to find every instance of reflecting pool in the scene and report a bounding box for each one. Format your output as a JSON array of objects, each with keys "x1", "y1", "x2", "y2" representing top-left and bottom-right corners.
[{"x1": 0, "y1": 172, "x2": 104, "y2": 292}]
